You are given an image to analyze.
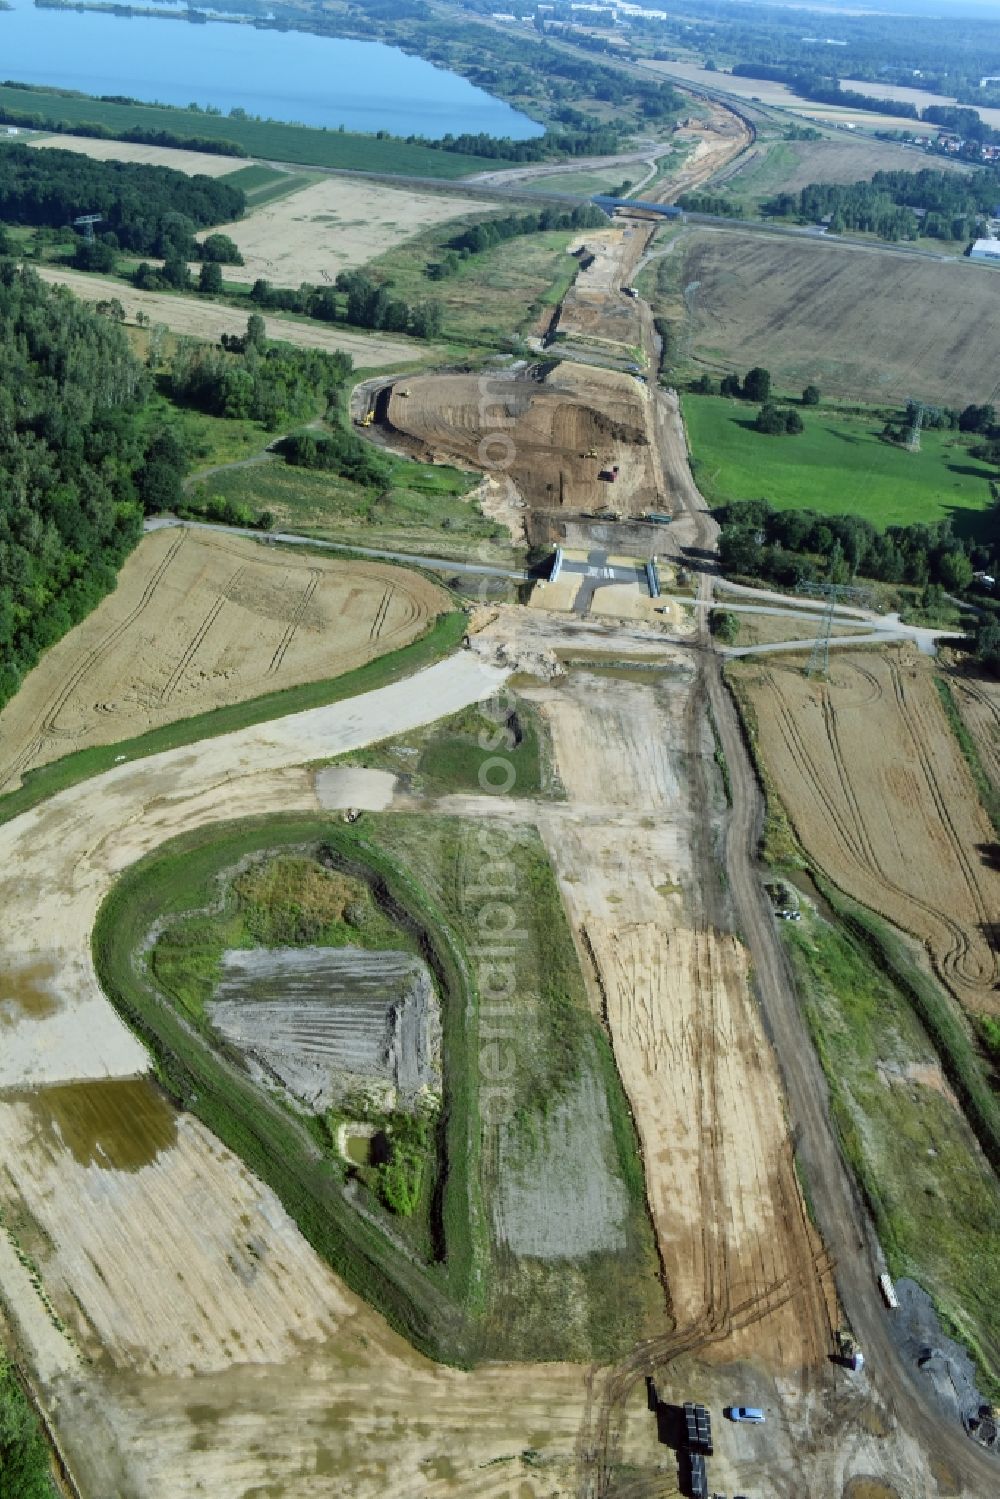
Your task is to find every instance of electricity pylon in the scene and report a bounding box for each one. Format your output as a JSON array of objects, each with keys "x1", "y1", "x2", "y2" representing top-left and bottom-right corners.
[{"x1": 795, "y1": 580, "x2": 870, "y2": 679}]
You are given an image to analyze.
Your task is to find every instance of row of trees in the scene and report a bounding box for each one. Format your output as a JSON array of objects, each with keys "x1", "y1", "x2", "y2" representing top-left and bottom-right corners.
[
  {"x1": 246, "y1": 272, "x2": 444, "y2": 340},
  {"x1": 433, "y1": 203, "x2": 606, "y2": 273},
  {"x1": 762, "y1": 168, "x2": 1000, "y2": 241},
  {"x1": 0, "y1": 144, "x2": 245, "y2": 257},
  {"x1": 718, "y1": 498, "x2": 985, "y2": 595},
  {"x1": 0, "y1": 264, "x2": 166, "y2": 712}
]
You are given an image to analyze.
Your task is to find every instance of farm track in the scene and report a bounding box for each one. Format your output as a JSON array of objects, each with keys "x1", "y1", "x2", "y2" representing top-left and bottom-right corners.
[
  {"x1": 268, "y1": 570, "x2": 321, "y2": 674},
  {"x1": 160, "y1": 566, "x2": 247, "y2": 703}
]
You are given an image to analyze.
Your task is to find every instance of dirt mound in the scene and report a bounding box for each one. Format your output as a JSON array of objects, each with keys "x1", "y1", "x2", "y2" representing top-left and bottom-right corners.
[{"x1": 379, "y1": 362, "x2": 660, "y2": 532}]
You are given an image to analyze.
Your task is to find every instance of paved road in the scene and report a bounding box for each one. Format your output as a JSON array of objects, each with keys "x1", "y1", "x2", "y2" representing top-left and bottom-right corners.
[{"x1": 144, "y1": 516, "x2": 528, "y2": 580}]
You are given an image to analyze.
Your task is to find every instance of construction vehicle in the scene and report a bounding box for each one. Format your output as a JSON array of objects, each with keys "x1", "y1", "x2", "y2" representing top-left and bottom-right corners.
[
  {"x1": 585, "y1": 448, "x2": 598, "y2": 459},
  {"x1": 358, "y1": 410, "x2": 374, "y2": 427},
  {"x1": 622, "y1": 285, "x2": 638, "y2": 299},
  {"x1": 644, "y1": 511, "x2": 673, "y2": 525},
  {"x1": 398, "y1": 388, "x2": 411, "y2": 398},
  {"x1": 835, "y1": 1329, "x2": 865, "y2": 1372}
]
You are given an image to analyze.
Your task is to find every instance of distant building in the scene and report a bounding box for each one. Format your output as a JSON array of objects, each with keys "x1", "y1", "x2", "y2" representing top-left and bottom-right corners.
[{"x1": 970, "y1": 239, "x2": 1000, "y2": 262}]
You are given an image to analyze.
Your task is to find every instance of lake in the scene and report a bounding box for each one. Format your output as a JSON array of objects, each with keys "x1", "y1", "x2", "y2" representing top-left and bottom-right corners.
[{"x1": 0, "y1": 0, "x2": 543, "y2": 139}]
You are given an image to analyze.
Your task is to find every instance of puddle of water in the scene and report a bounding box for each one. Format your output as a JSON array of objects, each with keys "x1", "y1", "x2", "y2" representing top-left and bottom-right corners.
[
  {"x1": 0, "y1": 959, "x2": 60, "y2": 1026},
  {"x1": 342, "y1": 1130, "x2": 373, "y2": 1167},
  {"x1": 14, "y1": 1078, "x2": 178, "y2": 1172}
]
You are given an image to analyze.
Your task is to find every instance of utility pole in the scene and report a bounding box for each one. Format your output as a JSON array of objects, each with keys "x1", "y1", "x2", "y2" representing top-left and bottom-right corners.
[{"x1": 795, "y1": 581, "x2": 871, "y2": 679}]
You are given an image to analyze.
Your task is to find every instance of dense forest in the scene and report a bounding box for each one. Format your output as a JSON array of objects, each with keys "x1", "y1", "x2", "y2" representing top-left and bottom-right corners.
[
  {"x1": 167, "y1": 316, "x2": 352, "y2": 428},
  {"x1": 0, "y1": 265, "x2": 152, "y2": 712},
  {"x1": 761, "y1": 168, "x2": 1000, "y2": 241},
  {"x1": 0, "y1": 144, "x2": 244, "y2": 256},
  {"x1": 716, "y1": 496, "x2": 994, "y2": 596}
]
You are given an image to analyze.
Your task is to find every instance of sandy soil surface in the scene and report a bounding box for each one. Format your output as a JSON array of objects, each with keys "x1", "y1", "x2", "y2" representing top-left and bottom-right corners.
[
  {"x1": 0, "y1": 528, "x2": 447, "y2": 794},
  {"x1": 553, "y1": 225, "x2": 649, "y2": 354},
  {"x1": 735, "y1": 650, "x2": 1000, "y2": 1018},
  {"x1": 590, "y1": 920, "x2": 833, "y2": 1369},
  {"x1": 28, "y1": 134, "x2": 245, "y2": 176},
  {"x1": 377, "y1": 361, "x2": 661, "y2": 535},
  {"x1": 33, "y1": 265, "x2": 425, "y2": 365},
  {"x1": 513, "y1": 659, "x2": 836, "y2": 1378},
  {"x1": 676, "y1": 230, "x2": 998, "y2": 406},
  {"x1": 204, "y1": 176, "x2": 495, "y2": 286}
]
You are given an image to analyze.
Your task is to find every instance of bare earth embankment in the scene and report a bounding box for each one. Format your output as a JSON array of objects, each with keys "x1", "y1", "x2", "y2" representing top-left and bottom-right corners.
[
  {"x1": 734, "y1": 651, "x2": 1000, "y2": 1018},
  {"x1": 0, "y1": 527, "x2": 447, "y2": 794}
]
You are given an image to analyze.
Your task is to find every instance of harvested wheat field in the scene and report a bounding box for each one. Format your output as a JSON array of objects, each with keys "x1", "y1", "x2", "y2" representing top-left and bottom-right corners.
[
  {"x1": 378, "y1": 361, "x2": 661, "y2": 529},
  {"x1": 719, "y1": 135, "x2": 969, "y2": 200},
  {"x1": 34, "y1": 265, "x2": 424, "y2": 365},
  {"x1": 29, "y1": 133, "x2": 246, "y2": 176},
  {"x1": 678, "y1": 231, "x2": 999, "y2": 407},
  {"x1": 205, "y1": 176, "x2": 495, "y2": 286},
  {"x1": 735, "y1": 650, "x2": 1000, "y2": 1016},
  {"x1": 0, "y1": 526, "x2": 447, "y2": 793}
]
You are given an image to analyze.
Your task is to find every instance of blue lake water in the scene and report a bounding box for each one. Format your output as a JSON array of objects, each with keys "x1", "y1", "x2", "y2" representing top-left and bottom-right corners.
[{"x1": 0, "y1": 0, "x2": 543, "y2": 138}]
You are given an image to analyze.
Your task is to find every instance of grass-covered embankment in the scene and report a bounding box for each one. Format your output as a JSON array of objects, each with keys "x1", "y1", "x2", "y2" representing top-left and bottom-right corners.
[
  {"x1": 781, "y1": 898, "x2": 1000, "y2": 1397},
  {"x1": 94, "y1": 807, "x2": 659, "y2": 1365},
  {"x1": 0, "y1": 608, "x2": 466, "y2": 832},
  {"x1": 93, "y1": 814, "x2": 481, "y2": 1366}
]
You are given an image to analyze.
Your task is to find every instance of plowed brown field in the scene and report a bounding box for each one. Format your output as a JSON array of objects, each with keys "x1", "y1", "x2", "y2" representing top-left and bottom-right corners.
[
  {"x1": 678, "y1": 232, "x2": 998, "y2": 407},
  {"x1": 378, "y1": 361, "x2": 661, "y2": 528},
  {"x1": 735, "y1": 651, "x2": 1000, "y2": 1016},
  {"x1": 0, "y1": 527, "x2": 447, "y2": 793}
]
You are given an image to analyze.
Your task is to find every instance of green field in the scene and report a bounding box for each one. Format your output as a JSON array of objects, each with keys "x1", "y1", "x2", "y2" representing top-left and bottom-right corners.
[
  {"x1": 683, "y1": 394, "x2": 996, "y2": 533},
  {"x1": 0, "y1": 84, "x2": 509, "y2": 175},
  {"x1": 197, "y1": 457, "x2": 516, "y2": 567},
  {"x1": 94, "y1": 810, "x2": 659, "y2": 1366},
  {"x1": 782, "y1": 901, "x2": 1000, "y2": 1397},
  {"x1": 368, "y1": 220, "x2": 584, "y2": 349},
  {"x1": 219, "y1": 163, "x2": 317, "y2": 207}
]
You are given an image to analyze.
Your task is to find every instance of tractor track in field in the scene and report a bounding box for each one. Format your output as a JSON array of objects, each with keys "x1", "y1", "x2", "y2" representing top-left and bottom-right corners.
[{"x1": 0, "y1": 531, "x2": 188, "y2": 790}]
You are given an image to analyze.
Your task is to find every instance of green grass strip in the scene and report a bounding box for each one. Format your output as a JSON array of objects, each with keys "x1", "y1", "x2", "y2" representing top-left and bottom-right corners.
[
  {"x1": 813, "y1": 875, "x2": 1000, "y2": 1178},
  {"x1": 0, "y1": 610, "x2": 466, "y2": 831},
  {"x1": 934, "y1": 675, "x2": 1000, "y2": 837}
]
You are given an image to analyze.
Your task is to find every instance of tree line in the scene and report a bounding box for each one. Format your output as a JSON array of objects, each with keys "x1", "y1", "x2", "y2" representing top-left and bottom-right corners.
[
  {"x1": 432, "y1": 203, "x2": 606, "y2": 273},
  {"x1": 0, "y1": 264, "x2": 157, "y2": 713},
  {"x1": 0, "y1": 144, "x2": 245, "y2": 256},
  {"x1": 717, "y1": 497, "x2": 988, "y2": 596},
  {"x1": 762, "y1": 168, "x2": 1000, "y2": 241},
  {"x1": 236, "y1": 271, "x2": 443, "y2": 340}
]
